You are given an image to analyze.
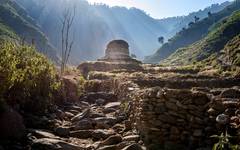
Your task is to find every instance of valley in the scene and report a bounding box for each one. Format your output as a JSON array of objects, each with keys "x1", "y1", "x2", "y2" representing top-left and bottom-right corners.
[{"x1": 0, "y1": 0, "x2": 240, "y2": 150}]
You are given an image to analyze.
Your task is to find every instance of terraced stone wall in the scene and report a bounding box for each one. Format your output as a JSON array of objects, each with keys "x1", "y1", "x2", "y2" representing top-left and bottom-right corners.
[
  {"x1": 84, "y1": 73, "x2": 240, "y2": 150},
  {"x1": 131, "y1": 87, "x2": 240, "y2": 149}
]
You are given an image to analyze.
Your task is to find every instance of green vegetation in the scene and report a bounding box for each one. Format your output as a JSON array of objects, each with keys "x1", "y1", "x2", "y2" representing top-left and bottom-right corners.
[
  {"x1": 211, "y1": 131, "x2": 239, "y2": 150},
  {"x1": 0, "y1": 41, "x2": 59, "y2": 114},
  {"x1": 0, "y1": 0, "x2": 58, "y2": 62},
  {"x1": 145, "y1": 0, "x2": 240, "y2": 63},
  {"x1": 221, "y1": 34, "x2": 240, "y2": 66},
  {"x1": 0, "y1": 21, "x2": 18, "y2": 40},
  {"x1": 77, "y1": 75, "x2": 86, "y2": 97},
  {"x1": 162, "y1": 10, "x2": 240, "y2": 68}
]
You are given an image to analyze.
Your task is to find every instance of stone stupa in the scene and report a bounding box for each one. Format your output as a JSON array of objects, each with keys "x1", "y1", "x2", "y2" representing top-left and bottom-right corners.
[
  {"x1": 78, "y1": 40, "x2": 142, "y2": 76},
  {"x1": 98, "y1": 40, "x2": 141, "y2": 64}
]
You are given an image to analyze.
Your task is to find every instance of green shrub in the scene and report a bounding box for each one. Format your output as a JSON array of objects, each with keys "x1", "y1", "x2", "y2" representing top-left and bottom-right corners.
[
  {"x1": 211, "y1": 131, "x2": 239, "y2": 150},
  {"x1": 77, "y1": 75, "x2": 86, "y2": 97},
  {"x1": 0, "y1": 41, "x2": 60, "y2": 114}
]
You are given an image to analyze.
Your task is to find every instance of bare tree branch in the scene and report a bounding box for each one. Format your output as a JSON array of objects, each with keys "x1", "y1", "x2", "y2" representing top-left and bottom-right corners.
[{"x1": 60, "y1": 6, "x2": 76, "y2": 75}]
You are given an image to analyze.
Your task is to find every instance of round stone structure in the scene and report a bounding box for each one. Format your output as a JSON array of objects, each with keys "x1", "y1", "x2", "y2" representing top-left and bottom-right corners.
[
  {"x1": 105, "y1": 40, "x2": 130, "y2": 58},
  {"x1": 104, "y1": 40, "x2": 130, "y2": 60},
  {"x1": 99, "y1": 40, "x2": 141, "y2": 64}
]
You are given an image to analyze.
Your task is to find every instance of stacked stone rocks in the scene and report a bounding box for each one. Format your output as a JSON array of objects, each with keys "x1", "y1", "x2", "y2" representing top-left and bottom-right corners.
[{"x1": 131, "y1": 87, "x2": 240, "y2": 149}]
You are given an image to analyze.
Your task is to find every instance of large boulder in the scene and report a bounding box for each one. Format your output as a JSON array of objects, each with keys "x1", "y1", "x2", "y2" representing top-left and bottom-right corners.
[
  {"x1": 0, "y1": 106, "x2": 26, "y2": 139},
  {"x1": 62, "y1": 75, "x2": 80, "y2": 102}
]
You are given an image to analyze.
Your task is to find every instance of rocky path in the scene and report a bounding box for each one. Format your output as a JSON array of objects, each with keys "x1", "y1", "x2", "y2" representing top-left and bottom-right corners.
[
  {"x1": 2, "y1": 65, "x2": 240, "y2": 150},
  {"x1": 27, "y1": 91, "x2": 145, "y2": 150}
]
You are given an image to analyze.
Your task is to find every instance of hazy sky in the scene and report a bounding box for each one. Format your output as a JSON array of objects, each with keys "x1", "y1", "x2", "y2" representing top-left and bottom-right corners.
[{"x1": 87, "y1": 0, "x2": 232, "y2": 18}]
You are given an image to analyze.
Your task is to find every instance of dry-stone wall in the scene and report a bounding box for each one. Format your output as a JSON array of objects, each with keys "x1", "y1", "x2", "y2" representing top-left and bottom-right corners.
[
  {"x1": 81, "y1": 71, "x2": 240, "y2": 150},
  {"x1": 131, "y1": 87, "x2": 240, "y2": 150}
]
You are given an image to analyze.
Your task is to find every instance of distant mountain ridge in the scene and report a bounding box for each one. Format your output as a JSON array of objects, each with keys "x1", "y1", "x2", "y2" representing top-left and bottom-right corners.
[
  {"x1": 0, "y1": 0, "x2": 232, "y2": 65},
  {"x1": 14, "y1": 0, "x2": 168, "y2": 64},
  {"x1": 157, "y1": 1, "x2": 231, "y2": 37},
  {"x1": 0, "y1": 0, "x2": 58, "y2": 61},
  {"x1": 14, "y1": 0, "x2": 231, "y2": 64},
  {"x1": 144, "y1": 1, "x2": 239, "y2": 64},
  {"x1": 161, "y1": 9, "x2": 240, "y2": 66}
]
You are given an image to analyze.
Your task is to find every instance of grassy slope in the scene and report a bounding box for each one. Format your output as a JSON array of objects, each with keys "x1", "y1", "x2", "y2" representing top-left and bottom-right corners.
[
  {"x1": 0, "y1": 21, "x2": 18, "y2": 40},
  {"x1": 0, "y1": 0, "x2": 58, "y2": 62},
  {"x1": 161, "y1": 11, "x2": 240, "y2": 66},
  {"x1": 221, "y1": 34, "x2": 240, "y2": 66},
  {"x1": 144, "y1": 0, "x2": 240, "y2": 64}
]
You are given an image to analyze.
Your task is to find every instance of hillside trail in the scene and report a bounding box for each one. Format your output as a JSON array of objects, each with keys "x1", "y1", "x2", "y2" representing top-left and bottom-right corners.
[
  {"x1": 23, "y1": 72, "x2": 145, "y2": 150},
  {"x1": 6, "y1": 65, "x2": 240, "y2": 150}
]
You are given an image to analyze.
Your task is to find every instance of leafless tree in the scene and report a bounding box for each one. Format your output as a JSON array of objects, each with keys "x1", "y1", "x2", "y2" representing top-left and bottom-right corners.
[{"x1": 60, "y1": 6, "x2": 76, "y2": 75}]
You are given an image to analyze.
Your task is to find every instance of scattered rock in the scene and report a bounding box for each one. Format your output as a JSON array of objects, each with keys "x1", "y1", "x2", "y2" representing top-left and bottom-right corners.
[
  {"x1": 98, "y1": 145, "x2": 117, "y2": 150},
  {"x1": 96, "y1": 99, "x2": 106, "y2": 106},
  {"x1": 65, "y1": 112, "x2": 75, "y2": 118},
  {"x1": 74, "y1": 119, "x2": 93, "y2": 130},
  {"x1": 104, "y1": 102, "x2": 121, "y2": 109},
  {"x1": 116, "y1": 141, "x2": 135, "y2": 149},
  {"x1": 29, "y1": 129, "x2": 60, "y2": 139},
  {"x1": 70, "y1": 130, "x2": 93, "y2": 139},
  {"x1": 103, "y1": 108, "x2": 117, "y2": 114},
  {"x1": 207, "y1": 108, "x2": 218, "y2": 115},
  {"x1": 99, "y1": 135, "x2": 122, "y2": 147},
  {"x1": 94, "y1": 117, "x2": 117, "y2": 129},
  {"x1": 90, "y1": 111, "x2": 105, "y2": 118},
  {"x1": 55, "y1": 126, "x2": 70, "y2": 137},
  {"x1": 123, "y1": 135, "x2": 140, "y2": 142},
  {"x1": 122, "y1": 143, "x2": 143, "y2": 150},
  {"x1": 71, "y1": 108, "x2": 90, "y2": 122},
  {"x1": 216, "y1": 114, "x2": 229, "y2": 125},
  {"x1": 112, "y1": 124, "x2": 125, "y2": 133},
  {"x1": 31, "y1": 138, "x2": 85, "y2": 150},
  {"x1": 92, "y1": 129, "x2": 115, "y2": 140}
]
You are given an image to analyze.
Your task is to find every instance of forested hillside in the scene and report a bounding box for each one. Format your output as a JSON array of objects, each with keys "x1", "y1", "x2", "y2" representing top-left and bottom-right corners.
[
  {"x1": 1, "y1": 1, "x2": 240, "y2": 150},
  {"x1": 145, "y1": 0, "x2": 240, "y2": 64},
  {"x1": 0, "y1": 0, "x2": 58, "y2": 61},
  {"x1": 15, "y1": 0, "x2": 167, "y2": 63},
  {"x1": 161, "y1": 10, "x2": 240, "y2": 66},
  {"x1": 14, "y1": 0, "x2": 231, "y2": 64},
  {"x1": 158, "y1": 1, "x2": 231, "y2": 38}
]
